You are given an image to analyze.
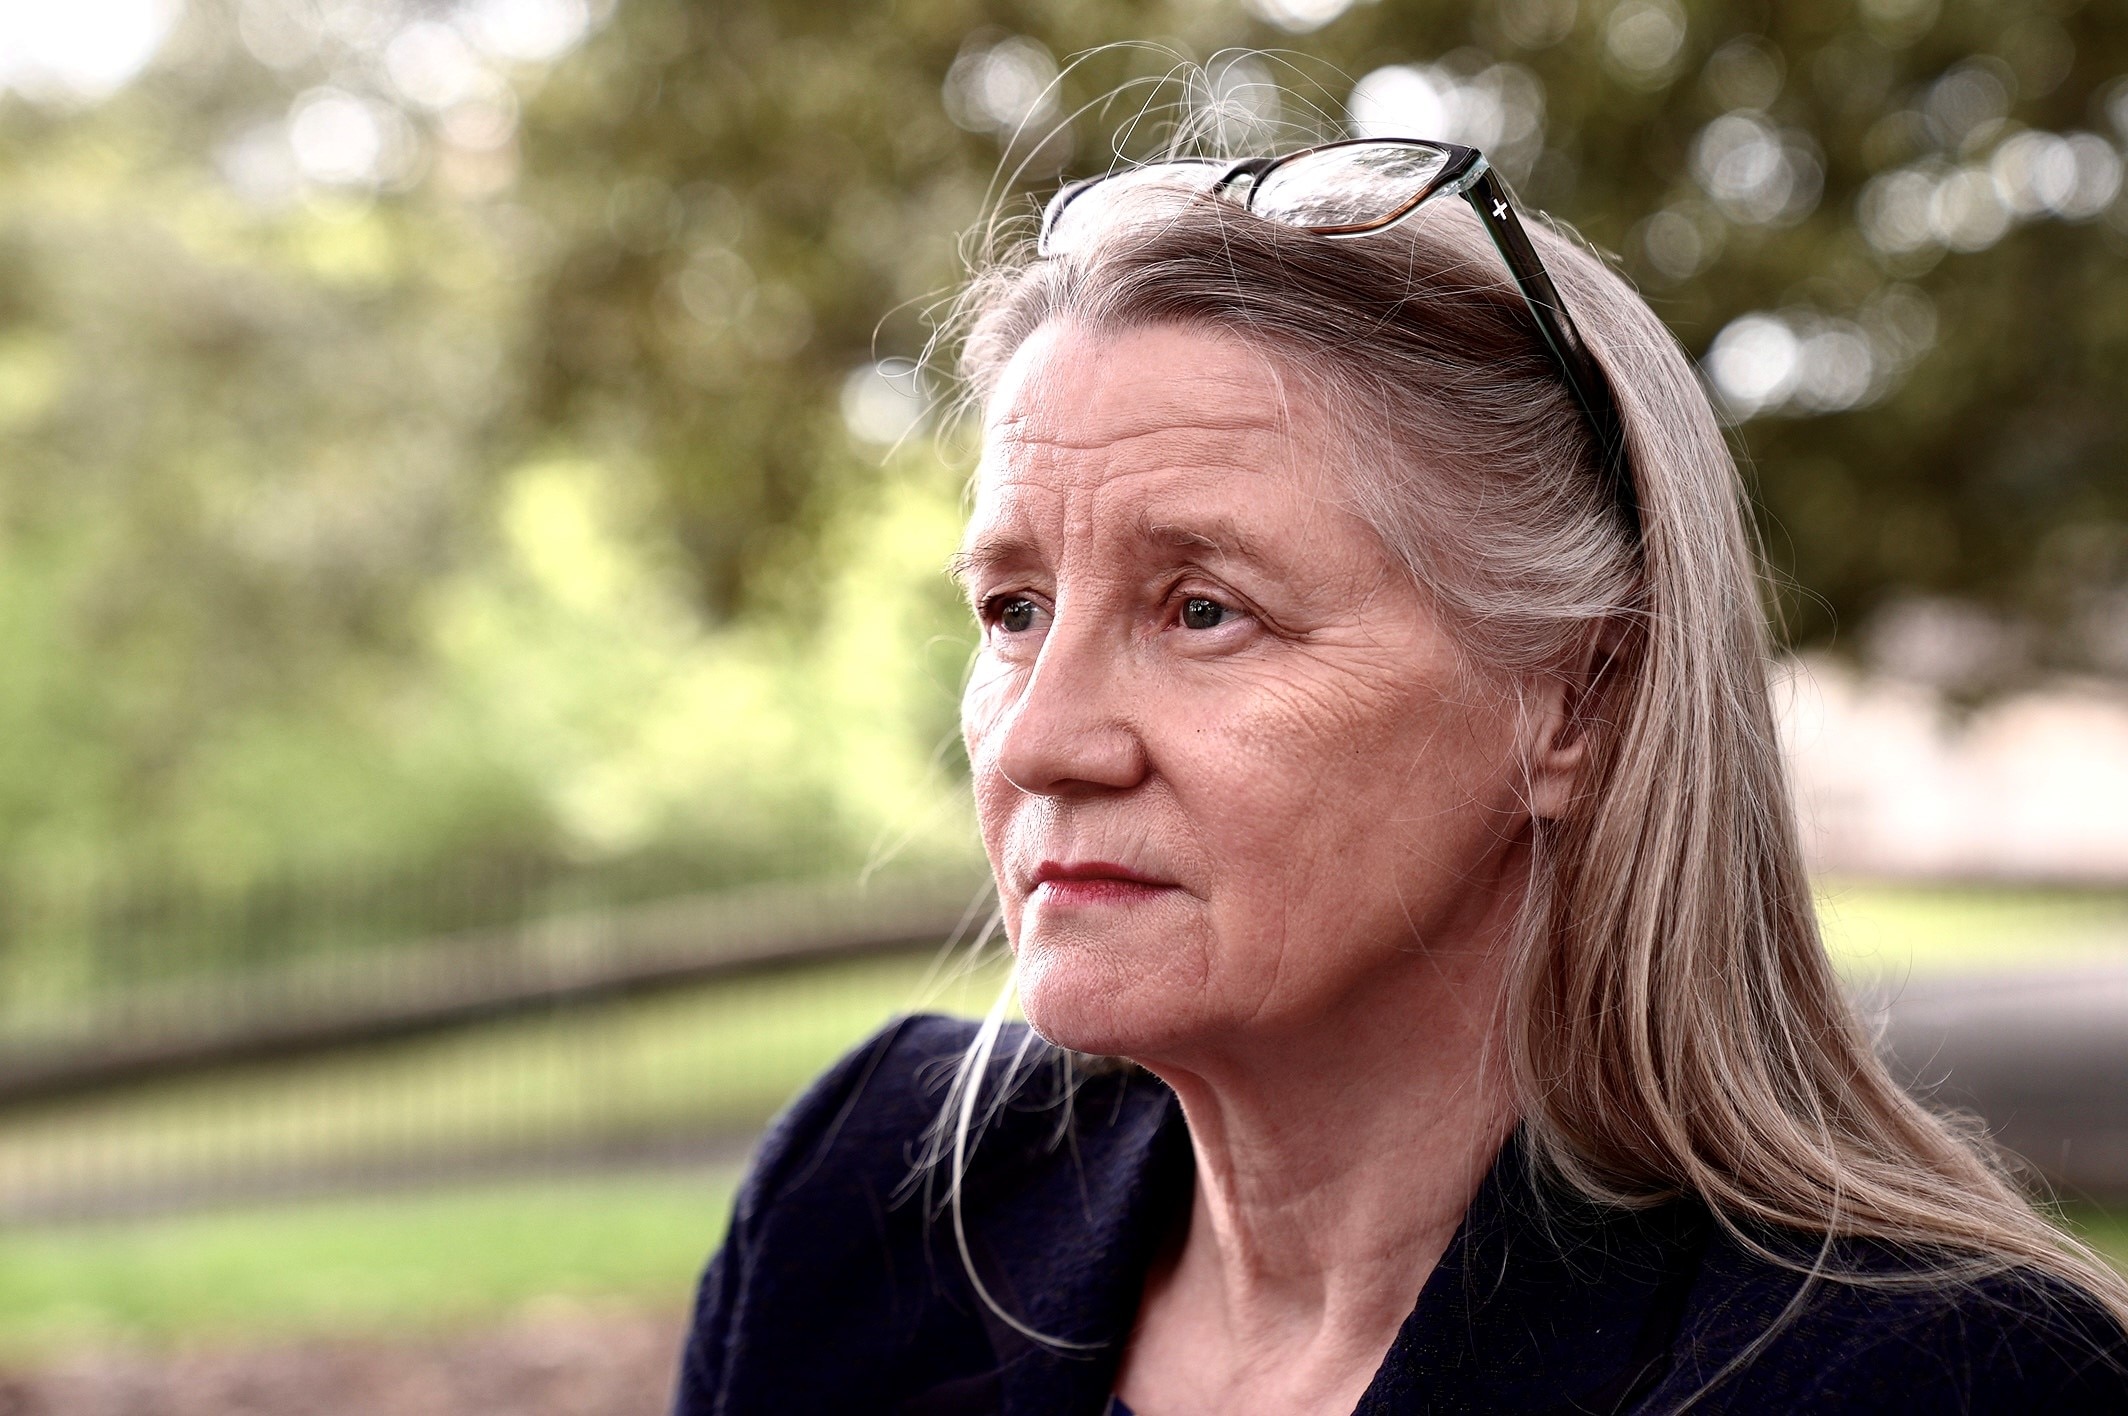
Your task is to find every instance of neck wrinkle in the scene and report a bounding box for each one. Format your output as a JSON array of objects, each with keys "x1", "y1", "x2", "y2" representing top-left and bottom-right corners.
[{"x1": 1137, "y1": 933, "x2": 1520, "y2": 1372}]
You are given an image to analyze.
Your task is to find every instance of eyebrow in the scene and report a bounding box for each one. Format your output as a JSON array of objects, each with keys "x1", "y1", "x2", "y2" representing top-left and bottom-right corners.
[
  {"x1": 1137, "y1": 516, "x2": 1279, "y2": 570},
  {"x1": 947, "y1": 512, "x2": 1284, "y2": 586},
  {"x1": 946, "y1": 533, "x2": 1032, "y2": 587}
]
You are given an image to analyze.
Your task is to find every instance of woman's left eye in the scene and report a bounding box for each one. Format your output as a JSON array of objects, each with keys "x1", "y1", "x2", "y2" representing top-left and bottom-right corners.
[{"x1": 1179, "y1": 596, "x2": 1229, "y2": 631}]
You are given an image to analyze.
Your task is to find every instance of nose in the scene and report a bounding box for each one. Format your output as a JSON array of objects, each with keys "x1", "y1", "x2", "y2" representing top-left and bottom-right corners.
[{"x1": 984, "y1": 613, "x2": 1149, "y2": 798}]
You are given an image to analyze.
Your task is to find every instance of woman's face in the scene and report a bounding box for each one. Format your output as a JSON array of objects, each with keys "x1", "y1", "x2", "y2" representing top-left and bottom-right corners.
[{"x1": 958, "y1": 321, "x2": 1562, "y2": 1064}]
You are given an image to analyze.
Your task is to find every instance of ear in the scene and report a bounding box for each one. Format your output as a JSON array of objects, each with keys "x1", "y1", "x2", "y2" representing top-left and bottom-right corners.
[{"x1": 1524, "y1": 621, "x2": 1625, "y2": 821}]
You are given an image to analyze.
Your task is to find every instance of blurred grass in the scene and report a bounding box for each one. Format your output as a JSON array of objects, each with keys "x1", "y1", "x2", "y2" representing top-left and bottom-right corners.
[
  {"x1": 2074, "y1": 1211, "x2": 2128, "y2": 1275},
  {"x1": 0, "y1": 1169, "x2": 737, "y2": 1359},
  {"x1": 0, "y1": 881, "x2": 2121, "y2": 1359},
  {"x1": 0, "y1": 1173, "x2": 2117, "y2": 1364},
  {"x1": 1815, "y1": 880, "x2": 2128, "y2": 981},
  {"x1": 2, "y1": 882, "x2": 2124, "y2": 1218},
  {"x1": 0, "y1": 946, "x2": 1009, "y2": 1218}
]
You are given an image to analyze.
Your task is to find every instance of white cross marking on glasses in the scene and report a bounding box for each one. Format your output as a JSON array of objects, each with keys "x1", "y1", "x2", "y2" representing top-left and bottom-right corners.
[{"x1": 1492, "y1": 199, "x2": 1509, "y2": 220}]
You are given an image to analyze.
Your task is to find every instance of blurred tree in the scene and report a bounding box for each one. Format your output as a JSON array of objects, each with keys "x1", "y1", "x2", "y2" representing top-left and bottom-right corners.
[
  {"x1": 504, "y1": 0, "x2": 2128, "y2": 669},
  {"x1": 0, "y1": 0, "x2": 2123, "y2": 981}
]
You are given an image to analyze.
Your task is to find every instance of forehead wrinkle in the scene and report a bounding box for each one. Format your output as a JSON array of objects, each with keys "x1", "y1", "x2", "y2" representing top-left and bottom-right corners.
[
  {"x1": 986, "y1": 409, "x2": 1290, "y2": 455},
  {"x1": 961, "y1": 440, "x2": 1352, "y2": 588},
  {"x1": 970, "y1": 422, "x2": 1304, "y2": 540},
  {"x1": 951, "y1": 499, "x2": 1292, "y2": 593},
  {"x1": 963, "y1": 323, "x2": 1360, "y2": 580}
]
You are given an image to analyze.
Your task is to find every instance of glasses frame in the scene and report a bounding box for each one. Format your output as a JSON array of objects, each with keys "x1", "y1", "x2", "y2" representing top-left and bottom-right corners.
[{"x1": 1040, "y1": 138, "x2": 1640, "y2": 540}]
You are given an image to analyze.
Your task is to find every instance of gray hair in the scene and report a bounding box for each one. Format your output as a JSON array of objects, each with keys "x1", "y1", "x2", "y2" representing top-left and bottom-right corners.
[{"x1": 934, "y1": 164, "x2": 2128, "y2": 1356}]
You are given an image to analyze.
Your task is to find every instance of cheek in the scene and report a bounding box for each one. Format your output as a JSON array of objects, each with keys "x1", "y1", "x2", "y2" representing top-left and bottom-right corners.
[
  {"x1": 1181, "y1": 673, "x2": 1413, "y2": 836},
  {"x1": 960, "y1": 643, "x2": 1527, "y2": 1051},
  {"x1": 1171, "y1": 668, "x2": 1522, "y2": 922},
  {"x1": 960, "y1": 669, "x2": 1022, "y2": 860}
]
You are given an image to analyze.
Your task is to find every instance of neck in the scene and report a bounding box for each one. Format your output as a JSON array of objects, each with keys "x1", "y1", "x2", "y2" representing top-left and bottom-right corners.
[
  {"x1": 1116, "y1": 862, "x2": 1524, "y2": 1413},
  {"x1": 1160, "y1": 950, "x2": 1515, "y2": 1330}
]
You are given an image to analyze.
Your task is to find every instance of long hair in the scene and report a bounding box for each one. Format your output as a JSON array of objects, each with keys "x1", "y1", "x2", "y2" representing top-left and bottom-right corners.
[{"x1": 935, "y1": 139, "x2": 2128, "y2": 1341}]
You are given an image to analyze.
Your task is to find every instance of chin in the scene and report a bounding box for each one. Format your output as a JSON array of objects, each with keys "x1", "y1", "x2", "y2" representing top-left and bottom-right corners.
[
  {"x1": 1004, "y1": 890, "x2": 1232, "y2": 1058},
  {"x1": 1014, "y1": 942, "x2": 1206, "y2": 1062}
]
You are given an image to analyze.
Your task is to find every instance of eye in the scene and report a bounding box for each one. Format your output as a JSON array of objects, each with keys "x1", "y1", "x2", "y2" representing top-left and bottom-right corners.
[
  {"x1": 1180, "y1": 596, "x2": 1228, "y2": 630},
  {"x1": 987, "y1": 595, "x2": 1042, "y2": 633}
]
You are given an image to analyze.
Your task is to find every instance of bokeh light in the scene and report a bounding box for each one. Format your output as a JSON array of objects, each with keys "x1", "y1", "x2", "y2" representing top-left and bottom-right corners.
[
  {"x1": 942, "y1": 33, "x2": 1060, "y2": 142},
  {"x1": 463, "y1": 0, "x2": 593, "y2": 64},
  {"x1": 840, "y1": 362, "x2": 929, "y2": 449},
  {"x1": 1349, "y1": 56, "x2": 1546, "y2": 180},
  {"x1": 1244, "y1": 0, "x2": 1359, "y2": 36},
  {"x1": 3, "y1": 4, "x2": 2128, "y2": 1399},
  {"x1": 1704, "y1": 286, "x2": 1937, "y2": 420},
  {"x1": 0, "y1": 0, "x2": 181, "y2": 102},
  {"x1": 1690, "y1": 110, "x2": 1824, "y2": 226},
  {"x1": 1603, "y1": 0, "x2": 1688, "y2": 89}
]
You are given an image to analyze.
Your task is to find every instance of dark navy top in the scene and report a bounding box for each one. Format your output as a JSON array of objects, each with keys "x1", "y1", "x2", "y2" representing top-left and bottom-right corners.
[{"x1": 673, "y1": 1014, "x2": 2128, "y2": 1414}]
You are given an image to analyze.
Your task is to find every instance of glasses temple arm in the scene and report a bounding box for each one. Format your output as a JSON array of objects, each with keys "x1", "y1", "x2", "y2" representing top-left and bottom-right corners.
[{"x1": 1461, "y1": 168, "x2": 1641, "y2": 539}]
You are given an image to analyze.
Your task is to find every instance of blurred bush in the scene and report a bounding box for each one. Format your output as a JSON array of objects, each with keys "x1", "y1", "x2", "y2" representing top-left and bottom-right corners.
[{"x1": 1, "y1": 0, "x2": 2125, "y2": 990}]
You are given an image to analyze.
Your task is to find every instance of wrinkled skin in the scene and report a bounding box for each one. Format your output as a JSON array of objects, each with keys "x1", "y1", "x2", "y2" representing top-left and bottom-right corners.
[
  {"x1": 957, "y1": 319, "x2": 1579, "y2": 1072},
  {"x1": 957, "y1": 320, "x2": 1591, "y2": 1413}
]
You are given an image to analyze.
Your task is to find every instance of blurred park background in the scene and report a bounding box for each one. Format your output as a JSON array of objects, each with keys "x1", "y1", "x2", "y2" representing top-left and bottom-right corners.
[{"x1": 0, "y1": 0, "x2": 2125, "y2": 1408}]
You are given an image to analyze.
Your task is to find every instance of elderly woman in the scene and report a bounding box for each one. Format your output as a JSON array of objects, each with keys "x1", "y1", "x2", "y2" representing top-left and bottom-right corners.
[{"x1": 673, "y1": 138, "x2": 2128, "y2": 1414}]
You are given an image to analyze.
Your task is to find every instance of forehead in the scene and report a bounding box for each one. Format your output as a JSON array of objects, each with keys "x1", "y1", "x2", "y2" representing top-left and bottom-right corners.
[
  {"x1": 985, "y1": 320, "x2": 1294, "y2": 448},
  {"x1": 968, "y1": 321, "x2": 1336, "y2": 542}
]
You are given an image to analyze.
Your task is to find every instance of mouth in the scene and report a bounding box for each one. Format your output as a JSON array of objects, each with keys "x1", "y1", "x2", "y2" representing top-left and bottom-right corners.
[{"x1": 1027, "y1": 859, "x2": 1180, "y2": 907}]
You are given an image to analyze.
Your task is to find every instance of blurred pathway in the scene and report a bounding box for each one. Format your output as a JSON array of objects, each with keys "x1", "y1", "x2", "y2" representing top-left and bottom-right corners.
[
  {"x1": 0, "y1": 1305, "x2": 683, "y2": 1416},
  {"x1": 1872, "y1": 961, "x2": 2128, "y2": 1200}
]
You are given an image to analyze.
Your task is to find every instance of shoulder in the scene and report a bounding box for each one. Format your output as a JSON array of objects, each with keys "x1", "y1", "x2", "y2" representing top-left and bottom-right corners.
[
  {"x1": 673, "y1": 1014, "x2": 1176, "y2": 1412},
  {"x1": 672, "y1": 1014, "x2": 987, "y2": 1411},
  {"x1": 1655, "y1": 1227, "x2": 2128, "y2": 1413},
  {"x1": 1794, "y1": 1264, "x2": 2128, "y2": 1412},
  {"x1": 739, "y1": 1011, "x2": 982, "y2": 1206},
  {"x1": 735, "y1": 1013, "x2": 1155, "y2": 1207}
]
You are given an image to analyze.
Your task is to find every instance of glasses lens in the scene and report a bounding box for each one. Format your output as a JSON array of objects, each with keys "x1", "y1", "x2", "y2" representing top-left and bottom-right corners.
[
  {"x1": 1039, "y1": 160, "x2": 1224, "y2": 257},
  {"x1": 1249, "y1": 143, "x2": 1453, "y2": 231}
]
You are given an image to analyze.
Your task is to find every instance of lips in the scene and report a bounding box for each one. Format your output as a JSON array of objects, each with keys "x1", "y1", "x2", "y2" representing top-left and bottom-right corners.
[{"x1": 1027, "y1": 859, "x2": 1179, "y2": 906}]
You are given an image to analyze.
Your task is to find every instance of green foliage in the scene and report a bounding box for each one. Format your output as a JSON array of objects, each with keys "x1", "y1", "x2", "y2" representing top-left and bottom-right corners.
[
  {"x1": 525, "y1": 0, "x2": 2128, "y2": 655},
  {"x1": 2074, "y1": 1207, "x2": 2128, "y2": 1276},
  {"x1": 1, "y1": 0, "x2": 2124, "y2": 981},
  {"x1": 1816, "y1": 877, "x2": 2128, "y2": 976}
]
